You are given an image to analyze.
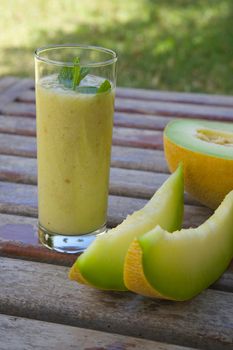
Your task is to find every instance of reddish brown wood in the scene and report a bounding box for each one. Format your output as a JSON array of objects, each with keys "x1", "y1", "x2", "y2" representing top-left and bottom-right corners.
[
  {"x1": 0, "y1": 241, "x2": 77, "y2": 266},
  {"x1": 0, "y1": 214, "x2": 77, "y2": 264}
]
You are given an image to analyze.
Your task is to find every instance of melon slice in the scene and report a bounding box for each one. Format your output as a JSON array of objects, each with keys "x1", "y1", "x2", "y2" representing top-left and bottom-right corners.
[
  {"x1": 69, "y1": 165, "x2": 184, "y2": 291},
  {"x1": 124, "y1": 190, "x2": 233, "y2": 300},
  {"x1": 164, "y1": 119, "x2": 233, "y2": 209}
]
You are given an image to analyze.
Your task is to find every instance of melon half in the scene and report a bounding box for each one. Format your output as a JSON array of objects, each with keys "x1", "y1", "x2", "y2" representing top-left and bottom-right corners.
[{"x1": 164, "y1": 119, "x2": 233, "y2": 209}]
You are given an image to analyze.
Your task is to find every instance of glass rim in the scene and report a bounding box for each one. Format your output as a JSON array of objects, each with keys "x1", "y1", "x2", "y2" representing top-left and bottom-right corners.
[{"x1": 35, "y1": 44, "x2": 118, "y2": 67}]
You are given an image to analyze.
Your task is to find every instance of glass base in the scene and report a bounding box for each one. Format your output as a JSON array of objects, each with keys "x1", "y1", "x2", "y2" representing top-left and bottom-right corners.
[{"x1": 38, "y1": 223, "x2": 106, "y2": 254}]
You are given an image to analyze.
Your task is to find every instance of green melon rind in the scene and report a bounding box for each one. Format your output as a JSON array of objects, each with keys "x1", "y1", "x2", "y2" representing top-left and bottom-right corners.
[
  {"x1": 164, "y1": 119, "x2": 233, "y2": 160},
  {"x1": 138, "y1": 190, "x2": 233, "y2": 300}
]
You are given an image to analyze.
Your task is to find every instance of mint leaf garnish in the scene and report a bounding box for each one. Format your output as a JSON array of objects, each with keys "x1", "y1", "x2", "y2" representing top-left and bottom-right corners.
[
  {"x1": 80, "y1": 67, "x2": 89, "y2": 81},
  {"x1": 58, "y1": 60, "x2": 111, "y2": 94},
  {"x1": 58, "y1": 67, "x2": 73, "y2": 88},
  {"x1": 58, "y1": 57, "x2": 90, "y2": 90},
  {"x1": 97, "y1": 80, "x2": 111, "y2": 93}
]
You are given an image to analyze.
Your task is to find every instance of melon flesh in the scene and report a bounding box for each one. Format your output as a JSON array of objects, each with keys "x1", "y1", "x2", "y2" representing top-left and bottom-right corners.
[
  {"x1": 164, "y1": 119, "x2": 233, "y2": 208},
  {"x1": 75, "y1": 165, "x2": 184, "y2": 291},
  {"x1": 138, "y1": 190, "x2": 233, "y2": 300}
]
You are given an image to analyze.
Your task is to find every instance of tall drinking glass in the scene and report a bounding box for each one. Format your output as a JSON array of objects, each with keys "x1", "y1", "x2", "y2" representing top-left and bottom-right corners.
[{"x1": 35, "y1": 44, "x2": 117, "y2": 253}]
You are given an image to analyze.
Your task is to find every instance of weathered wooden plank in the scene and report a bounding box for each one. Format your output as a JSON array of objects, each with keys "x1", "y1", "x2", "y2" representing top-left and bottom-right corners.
[
  {"x1": 115, "y1": 112, "x2": 173, "y2": 130},
  {"x1": 16, "y1": 86, "x2": 233, "y2": 108},
  {"x1": 0, "y1": 115, "x2": 36, "y2": 136},
  {"x1": 0, "y1": 133, "x2": 36, "y2": 158},
  {"x1": 1, "y1": 101, "x2": 36, "y2": 117},
  {"x1": 113, "y1": 126, "x2": 163, "y2": 149},
  {"x1": 117, "y1": 87, "x2": 233, "y2": 107},
  {"x1": 0, "y1": 154, "x2": 37, "y2": 184},
  {"x1": 15, "y1": 89, "x2": 35, "y2": 103},
  {"x1": 0, "y1": 314, "x2": 193, "y2": 350},
  {"x1": 0, "y1": 79, "x2": 34, "y2": 112},
  {"x1": 0, "y1": 181, "x2": 212, "y2": 229},
  {"x1": 112, "y1": 146, "x2": 168, "y2": 173},
  {"x1": 213, "y1": 271, "x2": 233, "y2": 293},
  {"x1": 0, "y1": 257, "x2": 232, "y2": 350},
  {"x1": 0, "y1": 77, "x2": 20, "y2": 94},
  {"x1": 115, "y1": 97, "x2": 233, "y2": 121},
  {"x1": 0, "y1": 154, "x2": 199, "y2": 206},
  {"x1": 0, "y1": 213, "x2": 38, "y2": 244}
]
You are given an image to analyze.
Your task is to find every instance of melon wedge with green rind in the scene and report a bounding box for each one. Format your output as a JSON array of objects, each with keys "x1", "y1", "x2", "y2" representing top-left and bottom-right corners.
[
  {"x1": 72, "y1": 164, "x2": 184, "y2": 291},
  {"x1": 135, "y1": 190, "x2": 233, "y2": 301}
]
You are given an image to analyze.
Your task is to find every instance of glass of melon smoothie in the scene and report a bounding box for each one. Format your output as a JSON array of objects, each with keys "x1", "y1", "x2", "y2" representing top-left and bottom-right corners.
[{"x1": 35, "y1": 45, "x2": 117, "y2": 253}]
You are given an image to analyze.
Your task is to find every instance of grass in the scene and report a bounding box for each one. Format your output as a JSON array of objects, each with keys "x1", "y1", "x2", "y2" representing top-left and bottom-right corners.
[{"x1": 0, "y1": 0, "x2": 233, "y2": 94}]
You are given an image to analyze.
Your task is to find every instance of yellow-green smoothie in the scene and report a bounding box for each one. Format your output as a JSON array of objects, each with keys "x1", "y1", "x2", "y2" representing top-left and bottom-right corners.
[{"x1": 36, "y1": 75, "x2": 114, "y2": 235}]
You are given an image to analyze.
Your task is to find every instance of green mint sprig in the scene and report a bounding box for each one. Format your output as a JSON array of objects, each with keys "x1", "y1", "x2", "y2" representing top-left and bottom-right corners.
[
  {"x1": 58, "y1": 57, "x2": 111, "y2": 94},
  {"x1": 58, "y1": 57, "x2": 90, "y2": 90},
  {"x1": 72, "y1": 57, "x2": 81, "y2": 90}
]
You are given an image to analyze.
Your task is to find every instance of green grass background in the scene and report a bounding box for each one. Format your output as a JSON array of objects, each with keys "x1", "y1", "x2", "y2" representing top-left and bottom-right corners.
[{"x1": 0, "y1": 0, "x2": 233, "y2": 93}]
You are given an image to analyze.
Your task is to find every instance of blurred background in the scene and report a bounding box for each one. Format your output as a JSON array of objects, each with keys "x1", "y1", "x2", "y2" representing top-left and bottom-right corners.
[{"x1": 0, "y1": 0, "x2": 233, "y2": 94}]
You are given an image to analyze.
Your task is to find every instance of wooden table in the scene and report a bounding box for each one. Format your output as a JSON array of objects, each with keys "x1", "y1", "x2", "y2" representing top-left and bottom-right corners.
[{"x1": 0, "y1": 76, "x2": 232, "y2": 350}]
